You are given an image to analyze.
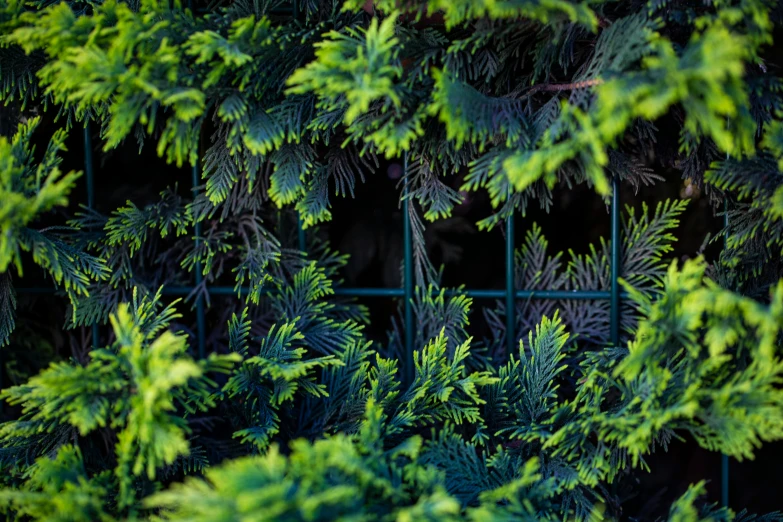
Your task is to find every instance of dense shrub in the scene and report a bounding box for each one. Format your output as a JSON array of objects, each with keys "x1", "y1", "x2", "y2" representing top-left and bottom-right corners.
[{"x1": 1, "y1": 0, "x2": 783, "y2": 520}]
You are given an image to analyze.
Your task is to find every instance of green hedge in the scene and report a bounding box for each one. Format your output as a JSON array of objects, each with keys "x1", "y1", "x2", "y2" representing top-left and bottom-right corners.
[{"x1": 1, "y1": 0, "x2": 783, "y2": 520}]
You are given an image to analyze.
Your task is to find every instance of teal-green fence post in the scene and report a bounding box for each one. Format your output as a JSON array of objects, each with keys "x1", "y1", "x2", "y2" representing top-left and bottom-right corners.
[
  {"x1": 83, "y1": 123, "x2": 100, "y2": 349},
  {"x1": 297, "y1": 215, "x2": 306, "y2": 253},
  {"x1": 505, "y1": 208, "x2": 515, "y2": 356},
  {"x1": 722, "y1": 196, "x2": 730, "y2": 508},
  {"x1": 610, "y1": 175, "x2": 621, "y2": 345},
  {"x1": 192, "y1": 155, "x2": 206, "y2": 359},
  {"x1": 402, "y1": 152, "x2": 414, "y2": 385},
  {"x1": 188, "y1": 0, "x2": 206, "y2": 361},
  {"x1": 292, "y1": 2, "x2": 305, "y2": 254}
]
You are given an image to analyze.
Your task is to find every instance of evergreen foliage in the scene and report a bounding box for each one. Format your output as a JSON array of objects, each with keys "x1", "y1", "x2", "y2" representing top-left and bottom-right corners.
[{"x1": 1, "y1": 0, "x2": 783, "y2": 520}]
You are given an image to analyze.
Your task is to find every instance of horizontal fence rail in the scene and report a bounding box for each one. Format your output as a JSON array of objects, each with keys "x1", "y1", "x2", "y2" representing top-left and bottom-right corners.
[{"x1": 13, "y1": 286, "x2": 630, "y2": 300}]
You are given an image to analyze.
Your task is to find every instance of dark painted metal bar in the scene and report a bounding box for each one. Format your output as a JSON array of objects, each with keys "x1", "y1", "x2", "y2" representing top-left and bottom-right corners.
[
  {"x1": 14, "y1": 288, "x2": 61, "y2": 295},
  {"x1": 402, "y1": 152, "x2": 414, "y2": 385},
  {"x1": 83, "y1": 125, "x2": 95, "y2": 211},
  {"x1": 514, "y1": 289, "x2": 617, "y2": 300},
  {"x1": 15, "y1": 286, "x2": 626, "y2": 299},
  {"x1": 83, "y1": 124, "x2": 100, "y2": 349},
  {"x1": 505, "y1": 210, "x2": 515, "y2": 355},
  {"x1": 722, "y1": 196, "x2": 730, "y2": 508},
  {"x1": 187, "y1": 0, "x2": 205, "y2": 361},
  {"x1": 297, "y1": 215, "x2": 306, "y2": 254},
  {"x1": 610, "y1": 176, "x2": 621, "y2": 345},
  {"x1": 192, "y1": 159, "x2": 206, "y2": 359}
]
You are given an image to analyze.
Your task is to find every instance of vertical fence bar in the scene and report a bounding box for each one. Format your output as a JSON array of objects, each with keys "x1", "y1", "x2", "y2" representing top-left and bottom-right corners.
[
  {"x1": 192, "y1": 159, "x2": 206, "y2": 359},
  {"x1": 0, "y1": 284, "x2": 3, "y2": 409},
  {"x1": 722, "y1": 196, "x2": 730, "y2": 508},
  {"x1": 610, "y1": 176, "x2": 621, "y2": 345},
  {"x1": 505, "y1": 210, "x2": 515, "y2": 356},
  {"x1": 402, "y1": 153, "x2": 414, "y2": 385},
  {"x1": 297, "y1": 215, "x2": 306, "y2": 254},
  {"x1": 188, "y1": 0, "x2": 205, "y2": 361},
  {"x1": 0, "y1": 316, "x2": 2, "y2": 412},
  {"x1": 83, "y1": 124, "x2": 100, "y2": 349}
]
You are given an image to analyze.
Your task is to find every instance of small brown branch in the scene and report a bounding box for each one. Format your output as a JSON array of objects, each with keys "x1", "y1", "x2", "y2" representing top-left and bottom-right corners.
[
  {"x1": 518, "y1": 78, "x2": 605, "y2": 100},
  {"x1": 540, "y1": 78, "x2": 604, "y2": 91}
]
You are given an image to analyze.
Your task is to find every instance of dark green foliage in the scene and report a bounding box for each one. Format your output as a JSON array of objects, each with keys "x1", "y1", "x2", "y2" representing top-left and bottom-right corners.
[
  {"x1": 0, "y1": 291, "x2": 239, "y2": 507},
  {"x1": 1, "y1": 0, "x2": 783, "y2": 520},
  {"x1": 0, "y1": 117, "x2": 108, "y2": 344}
]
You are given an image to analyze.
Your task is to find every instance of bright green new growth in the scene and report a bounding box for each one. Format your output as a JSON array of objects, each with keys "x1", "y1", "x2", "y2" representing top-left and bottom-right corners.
[
  {"x1": 0, "y1": 445, "x2": 114, "y2": 522},
  {"x1": 0, "y1": 119, "x2": 78, "y2": 275},
  {"x1": 288, "y1": 15, "x2": 403, "y2": 128},
  {"x1": 0, "y1": 291, "x2": 239, "y2": 507}
]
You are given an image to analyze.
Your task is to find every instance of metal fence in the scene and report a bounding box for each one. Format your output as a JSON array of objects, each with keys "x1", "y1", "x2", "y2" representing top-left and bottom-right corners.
[
  {"x1": 8, "y1": 120, "x2": 731, "y2": 508},
  {"x1": 35, "y1": 128, "x2": 627, "y2": 361},
  {"x1": 8, "y1": 0, "x2": 733, "y2": 485}
]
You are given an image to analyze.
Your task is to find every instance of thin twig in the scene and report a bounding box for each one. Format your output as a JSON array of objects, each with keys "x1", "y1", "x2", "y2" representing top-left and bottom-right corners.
[{"x1": 516, "y1": 78, "x2": 605, "y2": 100}]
